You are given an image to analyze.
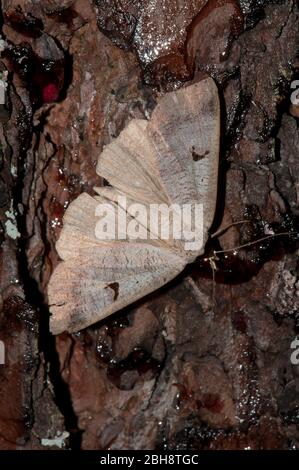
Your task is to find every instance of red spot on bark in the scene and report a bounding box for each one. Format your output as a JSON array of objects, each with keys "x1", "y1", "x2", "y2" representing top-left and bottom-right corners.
[
  {"x1": 202, "y1": 393, "x2": 224, "y2": 413},
  {"x1": 42, "y1": 83, "x2": 59, "y2": 103}
]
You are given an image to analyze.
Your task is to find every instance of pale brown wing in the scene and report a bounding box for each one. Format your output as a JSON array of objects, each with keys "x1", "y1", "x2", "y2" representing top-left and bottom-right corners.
[
  {"x1": 147, "y1": 78, "x2": 220, "y2": 243},
  {"x1": 96, "y1": 78, "x2": 220, "y2": 256},
  {"x1": 48, "y1": 244, "x2": 186, "y2": 334},
  {"x1": 96, "y1": 119, "x2": 169, "y2": 206},
  {"x1": 56, "y1": 190, "x2": 168, "y2": 261},
  {"x1": 48, "y1": 79, "x2": 220, "y2": 333}
]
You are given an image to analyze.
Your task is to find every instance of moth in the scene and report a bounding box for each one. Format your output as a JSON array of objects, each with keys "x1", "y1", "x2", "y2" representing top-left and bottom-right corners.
[{"x1": 48, "y1": 77, "x2": 220, "y2": 334}]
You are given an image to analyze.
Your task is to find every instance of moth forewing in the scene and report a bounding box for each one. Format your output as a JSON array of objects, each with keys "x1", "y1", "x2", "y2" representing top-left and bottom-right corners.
[
  {"x1": 48, "y1": 245, "x2": 186, "y2": 334},
  {"x1": 48, "y1": 78, "x2": 220, "y2": 334}
]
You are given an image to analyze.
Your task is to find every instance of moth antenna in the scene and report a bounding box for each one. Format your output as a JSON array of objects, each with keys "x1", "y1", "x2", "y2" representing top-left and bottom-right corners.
[
  {"x1": 213, "y1": 231, "x2": 296, "y2": 256},
  {"x1": 211, "y1": 258, "x2": 216, "y2": 310},
  {"x1": 204, "y1": 230, "x2": 296, "y2": 311},
  {"x1": 211, "y1": 220, "x2": 250, "y2": 239}
]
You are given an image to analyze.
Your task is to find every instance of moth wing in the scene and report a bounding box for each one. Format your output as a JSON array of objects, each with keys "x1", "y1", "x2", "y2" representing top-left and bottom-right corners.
[
  {"x1": 96, "y1": 119, "x2": 169, "y2": 206},
  {"x1": 48, "y1": 79, "x2": 220, "y2": 333},
  {"x1": 54, "y1": 192, "x2": 125, "y2": 260},
  {"x1": 96, "y1": 78, "x2": 220, "y2": 254},
  {"x1": 55, "y1": 190, "x2": 167, "y2": 262},
  {"x1": 147, "y1": 77, "x2": 220, "y2": 238},
  {"x1": 48, "y1": 244, "x2": 186, "y2": 334}
]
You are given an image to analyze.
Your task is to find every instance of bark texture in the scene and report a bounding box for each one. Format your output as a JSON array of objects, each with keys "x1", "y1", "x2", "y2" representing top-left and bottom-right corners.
[{"x1": 0, "y1": 0, "x2": 298, "y2": 450}]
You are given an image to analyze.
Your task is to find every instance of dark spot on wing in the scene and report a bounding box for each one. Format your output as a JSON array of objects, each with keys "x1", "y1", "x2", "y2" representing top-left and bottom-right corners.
[
  {"x1": 105, "y1": 282, "x2": 119, "y2": 301},
  {"x1": 191, "y1": 147, "x2": 210, "y2": 162}
]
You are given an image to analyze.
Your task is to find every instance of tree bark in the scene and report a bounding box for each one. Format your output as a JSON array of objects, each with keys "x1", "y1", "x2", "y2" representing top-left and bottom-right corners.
[{"x1": 0, "y1": 0, "x2": 298, "y2": 450}]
